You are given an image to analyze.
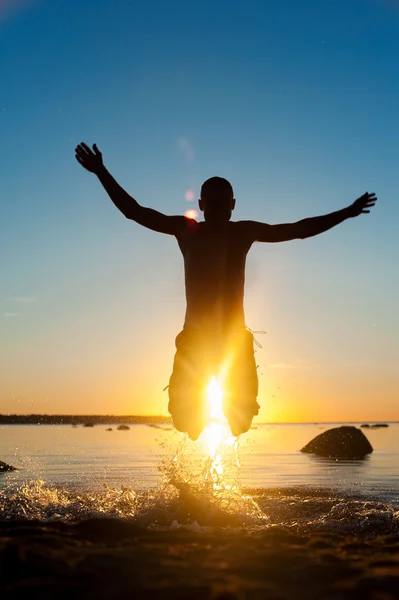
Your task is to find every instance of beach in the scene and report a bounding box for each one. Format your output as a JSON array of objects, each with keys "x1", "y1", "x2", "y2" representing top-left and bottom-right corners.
[{"x1": 2, "y1": 517, "x2": 399, "y2": 599}]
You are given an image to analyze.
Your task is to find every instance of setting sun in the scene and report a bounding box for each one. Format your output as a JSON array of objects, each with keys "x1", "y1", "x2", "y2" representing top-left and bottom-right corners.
[
  {"x1": 201, "y1": 376, "x2": 233, "y2": 458},
  {"x1": 207, "y1": 376, "x2": 225, "y2": 422}
]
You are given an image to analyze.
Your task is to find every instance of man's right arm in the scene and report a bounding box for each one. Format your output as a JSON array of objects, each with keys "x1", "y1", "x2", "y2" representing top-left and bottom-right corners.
[{"x1": 75, "y1": 142, "x2": 187, "y2": 236}]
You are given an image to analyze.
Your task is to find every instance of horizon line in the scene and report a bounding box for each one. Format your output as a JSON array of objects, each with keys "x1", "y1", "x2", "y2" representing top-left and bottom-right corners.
[{"x1": 0, "y1": 413, "x2": 396, "y2": 425}]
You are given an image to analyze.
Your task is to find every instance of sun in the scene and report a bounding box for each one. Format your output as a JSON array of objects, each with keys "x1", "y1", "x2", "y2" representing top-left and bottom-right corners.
[
  {"x1": 207, "y1": 376, "x2": 225, "y2": 422},
  {"x1": 201, "y1": 376, "x2": 232, "y2": 458}
]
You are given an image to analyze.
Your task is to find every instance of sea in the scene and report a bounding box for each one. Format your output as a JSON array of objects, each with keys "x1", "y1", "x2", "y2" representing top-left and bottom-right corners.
[{"x1": 1, "y1": 423, "x2": 399, "y2": 534}]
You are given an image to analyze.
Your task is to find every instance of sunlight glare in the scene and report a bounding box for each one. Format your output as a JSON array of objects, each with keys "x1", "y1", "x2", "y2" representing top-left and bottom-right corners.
[
  {"x1": 207, "y1": 376, "x2": 224, "y2": 421},
  {"x1": 184, "y1": 209, "x2": 198, "y2": 219},
  {"x1": 201, "y1": 376, "x2": 232, "y2": 459}
]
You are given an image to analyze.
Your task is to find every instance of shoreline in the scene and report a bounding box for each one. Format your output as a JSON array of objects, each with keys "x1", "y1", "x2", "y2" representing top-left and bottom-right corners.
[
  {"x1": 0, "y1": 415, "x2": 173, "y2": 425},
  {"x1": 0, "y1": 416, "x2": 396, "y2": 425}
]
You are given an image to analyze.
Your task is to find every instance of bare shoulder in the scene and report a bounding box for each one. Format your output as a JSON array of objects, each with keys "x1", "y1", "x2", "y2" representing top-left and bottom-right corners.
[
  {"x1": 175, "y1": 216, "x2": 199, "y2": 247},
  {"x1": 171, "y1": 215, "x2": 192, "y2": 231},
  {"x1": 232, "y1": 220, "x2": 263, "y2": 244}
]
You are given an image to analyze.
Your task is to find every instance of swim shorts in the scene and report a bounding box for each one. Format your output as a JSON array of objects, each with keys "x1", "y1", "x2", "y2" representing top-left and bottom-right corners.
[{"x1": 168, "y1": 327, "x2": 259, "y2": 439}]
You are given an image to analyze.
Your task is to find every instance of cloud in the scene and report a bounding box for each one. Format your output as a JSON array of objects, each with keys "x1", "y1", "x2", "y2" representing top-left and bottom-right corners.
[
  {"x1": 10, "y1": 295, "x2": 37, "y2": 304},
  {"x1": 177, "y1": 138, "x2": 195, "y2": 162},
  {"x1": 4, "y1": 312, "x2": 20, "y2": 317},
  {"x1": 267, "y1": 361, "x2": 315, "y2": 370}
]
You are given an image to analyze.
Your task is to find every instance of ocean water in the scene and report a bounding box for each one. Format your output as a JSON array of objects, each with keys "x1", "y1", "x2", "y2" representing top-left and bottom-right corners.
[{"x1": 1, "y1": 423, "x2": 399, "y2": 533}]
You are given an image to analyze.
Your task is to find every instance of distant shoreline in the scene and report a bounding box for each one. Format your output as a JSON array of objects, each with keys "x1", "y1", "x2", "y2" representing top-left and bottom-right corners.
[
  {"x1": 0, "y1": 414, "x2": 172, "y2": 425},
  {"x1": 0, "y1": 415, "x2": 396, "y2": 426}
]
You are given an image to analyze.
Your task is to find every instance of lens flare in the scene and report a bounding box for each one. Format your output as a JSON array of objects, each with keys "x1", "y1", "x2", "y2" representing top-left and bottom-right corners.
[
  {"x1": 184, "y1": 189, "x2": 195, "y2": 201},
  {"x1": 184, "y1": 209, "x2": 198, "y2": 219}
]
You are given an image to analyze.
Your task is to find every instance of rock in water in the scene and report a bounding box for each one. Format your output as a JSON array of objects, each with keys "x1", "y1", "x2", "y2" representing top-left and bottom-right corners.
[
  {"x1": 0, "y1": 461, "x2": 17, "y2": 471},
  {"x1": 301, "y1": 426, "x2": 373, "y2": 459}
]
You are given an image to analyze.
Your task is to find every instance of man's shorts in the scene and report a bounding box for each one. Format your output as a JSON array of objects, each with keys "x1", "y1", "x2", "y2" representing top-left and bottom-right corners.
[{"x1": 168, "y1": 327, "x2": 259, "y2": 439}]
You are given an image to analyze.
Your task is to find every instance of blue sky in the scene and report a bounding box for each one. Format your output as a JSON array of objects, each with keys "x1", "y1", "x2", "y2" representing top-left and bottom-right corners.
[{"x1": 1, "y1": 0, "x2": 398, "y2": 421}]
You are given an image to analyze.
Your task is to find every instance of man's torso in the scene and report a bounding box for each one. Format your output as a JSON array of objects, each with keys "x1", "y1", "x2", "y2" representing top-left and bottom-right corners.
[{"x1": 176, "y1": 220, "x2": 253, "y2": 333}]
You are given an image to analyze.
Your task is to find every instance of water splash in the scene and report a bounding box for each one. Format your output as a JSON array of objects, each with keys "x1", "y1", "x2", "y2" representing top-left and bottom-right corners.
[
  {"x1": 155, "y1": 377, "x2": 268, "y2": 527},
  {"x1": 0, "y1": 422, "x2": 267, "y2": 528},
  {"x1": 1, "y1": 477, "x2": 399, "y2": 535}
]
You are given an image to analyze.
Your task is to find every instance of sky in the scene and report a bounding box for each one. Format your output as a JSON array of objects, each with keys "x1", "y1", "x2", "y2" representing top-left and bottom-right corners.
[{"x1": 0, "y1": 0, "x2": 398, "y2": 422}]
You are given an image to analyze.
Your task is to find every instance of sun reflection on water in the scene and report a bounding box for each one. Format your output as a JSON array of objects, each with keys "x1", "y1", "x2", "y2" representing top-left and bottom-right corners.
[{"x1": 199, "y1": 377, "x2": 237, "y2": 492}]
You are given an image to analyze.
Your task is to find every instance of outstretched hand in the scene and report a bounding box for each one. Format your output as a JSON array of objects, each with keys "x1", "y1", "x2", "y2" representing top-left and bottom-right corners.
[
  {"x1": 75, "y1": 143, "x2": 104, "y2": 174},
  {"x1": 348, "y1": 192, "x2": 377, "y2": 218}
]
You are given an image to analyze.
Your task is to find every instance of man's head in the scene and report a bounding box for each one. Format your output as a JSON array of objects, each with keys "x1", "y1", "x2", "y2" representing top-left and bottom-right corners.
[{"x1": 199, "y1": 177, "x2": 235, "y2": 222}]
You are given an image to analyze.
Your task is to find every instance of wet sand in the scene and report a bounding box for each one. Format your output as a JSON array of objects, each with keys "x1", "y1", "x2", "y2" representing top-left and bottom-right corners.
[{"x1": 1, "y1": 519, "x2": 399, "y2": 599}]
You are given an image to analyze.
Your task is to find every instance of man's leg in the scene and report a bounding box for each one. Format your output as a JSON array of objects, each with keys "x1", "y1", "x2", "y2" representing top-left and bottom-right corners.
[
  {"x1": 222, "y1": 329, "x2": 260, "y2": 437},
  {"x1": 168, "y1": 329, "x2": 208, "y2": 441}
]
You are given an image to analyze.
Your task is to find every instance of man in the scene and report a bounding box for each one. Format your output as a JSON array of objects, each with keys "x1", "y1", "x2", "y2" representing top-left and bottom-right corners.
[{"x1": 75, "y1": 142, "x2": 377, "y2": 440}]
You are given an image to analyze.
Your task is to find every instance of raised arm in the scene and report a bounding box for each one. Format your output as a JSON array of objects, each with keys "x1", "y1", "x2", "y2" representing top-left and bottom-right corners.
[
  {"x1": 75, "y1": 142, "x2": 187, "y2": 236},
  {"x1": 243, "y1": 193, "x2": 377, "y2": 243}
]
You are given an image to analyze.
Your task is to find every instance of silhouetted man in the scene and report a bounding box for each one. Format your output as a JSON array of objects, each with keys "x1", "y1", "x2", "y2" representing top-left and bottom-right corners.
[{"x1": 75, "y1": 142, "x2": 377, "y2": 440}]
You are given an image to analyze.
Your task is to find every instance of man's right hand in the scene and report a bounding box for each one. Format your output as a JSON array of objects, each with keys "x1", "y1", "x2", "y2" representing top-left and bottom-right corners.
[{"x1": 75, "y1": 142, "x2": 104, "y2": 174}]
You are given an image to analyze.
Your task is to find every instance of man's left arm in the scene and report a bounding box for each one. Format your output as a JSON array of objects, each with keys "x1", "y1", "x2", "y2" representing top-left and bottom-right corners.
[{"x1": 243, "y1": 192, "x2": 377, "y2": 243}]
